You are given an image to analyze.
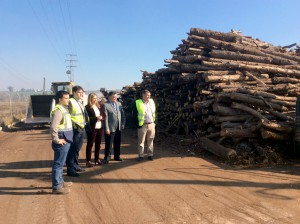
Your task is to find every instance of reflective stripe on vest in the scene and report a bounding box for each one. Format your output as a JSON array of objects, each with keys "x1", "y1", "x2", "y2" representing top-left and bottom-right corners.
[
  {"x1": 135, "y1": 99, "x2": 156, "y2": 126},
  {"x1": 69, "y1": 98, "x2": 85, "y2": 128},
  {"x1": 50, "y1": 104, "x2": 73, "y2": 132}
]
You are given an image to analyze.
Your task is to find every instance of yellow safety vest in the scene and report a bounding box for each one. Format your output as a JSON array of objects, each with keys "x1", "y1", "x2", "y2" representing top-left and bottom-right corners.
[
  {"x1": 136, "y1": 99, "x2": 156, "y2": 126},
  {"x1": 50, "y1": 104, "x2": 73, "y2": 132},
  {"x1": 69, "y1": 98, "x2": 85, "y2": 128}
]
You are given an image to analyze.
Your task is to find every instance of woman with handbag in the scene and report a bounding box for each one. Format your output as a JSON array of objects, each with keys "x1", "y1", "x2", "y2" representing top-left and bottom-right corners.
[{"x1": 85, "y1": 93, "x2": 105, "y2": 166}]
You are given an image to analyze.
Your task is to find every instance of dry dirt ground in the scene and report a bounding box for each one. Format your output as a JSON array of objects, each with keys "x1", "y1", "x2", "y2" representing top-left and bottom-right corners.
[{"x1": 1, "y1": 127, "x2": 300, "y2": 224}]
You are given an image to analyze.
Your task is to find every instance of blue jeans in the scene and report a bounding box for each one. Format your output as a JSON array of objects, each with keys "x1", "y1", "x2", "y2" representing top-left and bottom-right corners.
[
  {"x1": 66, "y1": 128, "x2": 85, "y2": 174},
  {"x1": 52, "y1": 142, "x2": 70, "y2": 190}
]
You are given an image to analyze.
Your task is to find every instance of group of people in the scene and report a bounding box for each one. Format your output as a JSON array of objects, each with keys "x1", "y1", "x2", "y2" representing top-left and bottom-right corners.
[{"x1": 50, "y1": 86, "x2": 156, "y2": 194}]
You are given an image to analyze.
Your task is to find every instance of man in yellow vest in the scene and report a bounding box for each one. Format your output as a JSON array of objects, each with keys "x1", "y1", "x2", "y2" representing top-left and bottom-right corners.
[
  {"x1": 66, "y1": 85, "x2": 89, "y2": 177},
  {"x1": 50, "y1": 90, "x2": 73, "y2": 194},
  {"x1": 133, "y1": 90, "x2": 156, "y2": 161}
]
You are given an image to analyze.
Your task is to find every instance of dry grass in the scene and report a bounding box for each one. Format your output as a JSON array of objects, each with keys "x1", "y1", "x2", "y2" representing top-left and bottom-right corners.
[{"x1": 0, "y1": 102, "x2": 27, "y2": 126}]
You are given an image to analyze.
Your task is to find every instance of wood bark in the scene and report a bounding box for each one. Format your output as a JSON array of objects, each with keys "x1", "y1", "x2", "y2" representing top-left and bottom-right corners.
[
  {"x1": 260, "y1": 128, "x2": 290, "y2": 140},
  {"x1": 220, "y1": 127, "x2": 259, "y2": 138},
  {"x1": 231, "y1": 102, "x2": 270, "y2": 122},
  {"x1": 218, "y1": 92, "x2": 288, "y2": 112},
  {"x1": 198, "y1": 136, "x2": 237, "y2": 160},
  {"x1": 209, "y1": 49, "x2": 298, "y2": 65}
]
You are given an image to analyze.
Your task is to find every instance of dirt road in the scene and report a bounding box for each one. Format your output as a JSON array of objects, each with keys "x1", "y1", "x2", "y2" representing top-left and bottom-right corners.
[{"x1": 1, "y1": 127, "x2": 300, "y2": 224}]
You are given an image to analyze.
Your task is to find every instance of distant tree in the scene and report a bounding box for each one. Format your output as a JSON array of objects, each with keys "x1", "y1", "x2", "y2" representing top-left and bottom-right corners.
[{"x1": 8, "y1": 86, "x2": 14, "y2": 92}]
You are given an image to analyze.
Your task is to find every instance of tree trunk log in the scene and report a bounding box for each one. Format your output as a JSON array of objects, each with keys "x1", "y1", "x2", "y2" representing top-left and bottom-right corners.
[
  {"x1": 244, "y1": 71, "x2": 267, "y2": 86},
  {"x1": 260, "y1": 128, "x2": 290, "y2": 140},
  {"x1": 202, "y1": 60, "x2": 300, "y2": 77},
  {"x1": 231, "y1": 102, "x2": 270, "y2": 122},
  {"x1": 203, "y1": 74, "x2": 245, "y2": 82},
  {"x1": 237, "y1": 88, "x2": 297, "y2": 101},
  {"x1": 218, "y1": 92, "x2": 288, "y2": 112},
  {"x1": 221, "y1": 127, "x2": 259, "y2": 138},
  {"x1": 207, "y1": 115, "x2": 253, "y2": 123},
  {"x1": 198, "y1": 136, "x2": 237, "y2": 160},
  {"x1": 259, "y1": 120, "x2": 293, "y2": 133},
  {"x1": 209, "y1": 49, "x2": 297, "y2": 65},
  {"x1": 213, "y1": 103, "x2": 246, "y2": 116}
]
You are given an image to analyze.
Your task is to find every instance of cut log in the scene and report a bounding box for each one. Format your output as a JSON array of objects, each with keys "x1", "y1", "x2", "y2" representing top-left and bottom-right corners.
[
  {"x1": 203, "y1": 74, "x2": 245, "y2": 83},
  {"x1": 259, "y1": 120, "x2": 293, "y2": 133},
  {"x1": 213, "y1": 103, "x2": 246, "y2": 116},
  {"x1": 244, "y1": 71, "x2": 266, "y2": 86},
  {"x1": 272, "y1": 76, "x2": 300, "y2": 84},
  {"x1": 218, "y1": 92, "x2": 288, "y2": 112},
  {"x1": 231, "y1": 102, "x2": 270, "y2": 122},
  {"x1": 221, "y1": 127, "x2": 259, "y2": 138},
  {"x1": 193, "y1": 99, "x2": 214, "y2": 111},
  {"x1": 189, "y1": 28, "x2": 241, "y2": 42},
  {"x1": 209, "y1": 49, "x2": 298, "y2": 65},
  {"x1": 198, "y1": 136, "x2": 237, "y2": 160},
  {"x1": 237, "y1": 88, "x2": 297, "y2": 101},
  {"x1": 202, "y1": 60, "x2": 300, "y2": 77},
  {"x1": 206, "y1": 115, "x2": 253, "y2": 123},
  {"x1": 260, "y1": 128, "x2": 290, "y2": 140}
]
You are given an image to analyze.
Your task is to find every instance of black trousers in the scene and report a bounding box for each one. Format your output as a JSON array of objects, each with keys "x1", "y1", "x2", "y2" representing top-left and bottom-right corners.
[
  {"x1": 66, "y1": 128, "x2": 85, "y2": 174},
  {"x1": 104, "y1": 127, "x2": 121, "y2": 159}
]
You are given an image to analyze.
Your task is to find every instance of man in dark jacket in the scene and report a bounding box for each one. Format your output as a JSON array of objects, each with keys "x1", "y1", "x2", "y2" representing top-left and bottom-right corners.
[{"x1": 103, "y1": 91, "x2": 126, "y2": 163}]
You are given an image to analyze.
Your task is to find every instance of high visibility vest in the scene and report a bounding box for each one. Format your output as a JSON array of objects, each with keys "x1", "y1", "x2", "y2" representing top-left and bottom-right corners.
[
  {"x1": 51, "y1": 104, "x2": 73, "y2": 142},
  {"x1": 69, "y1": 98, "x2": 85, "y2": 128},
  {"x1": 136, "y1": 99, "x2": 156, "y2": 126}
]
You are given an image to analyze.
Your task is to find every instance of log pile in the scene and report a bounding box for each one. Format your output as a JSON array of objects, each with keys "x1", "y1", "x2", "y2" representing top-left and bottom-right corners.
[
  {"x1": 122, "y1": 28, "x2": 300, "y2": 163},
  {"x1": 120, "y1": 82, "x2": 142, "y2": 128}
]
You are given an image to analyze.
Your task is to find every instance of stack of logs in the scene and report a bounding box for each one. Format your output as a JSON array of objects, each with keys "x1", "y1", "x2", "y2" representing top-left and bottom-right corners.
[
  {"x1": 121, "y1": 28, "x2": 300, "y2": 161},
  {"x1": 121, "y1": 82, "x2": 142, "y2": 128}
]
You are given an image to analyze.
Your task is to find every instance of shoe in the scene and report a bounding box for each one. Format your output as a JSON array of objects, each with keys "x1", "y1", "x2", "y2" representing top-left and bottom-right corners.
[
  {"x1": 52, "y1": 188, "x2": 70, "y2": 195},
  {"x1": 114, "y1": 157, "x2": 123, "y2": 161},
  {"x1": 103, "y1": 159, "x2": 109, "y2": 164},
  {"x1": 76, "y1": 167, "x2": 86, "y2": 172},
  {"x1": 148, "y1": 156, "x2": 154, "y2": 161},
  {"x1": 86, "y1": 161, "x2": 94, "y2": 167},
  {"x1": 137, "y1": 157, "x2": 144, "y2": 162},
  {"x1": 67, "y1": 172, "x2": 80, "y2": 177},
  {"x1": 63, "y1": 182, "x2": 73, "y2": 188},
  {"x1": 95, "y1": 160, "x2": 104, "y2": 165}
]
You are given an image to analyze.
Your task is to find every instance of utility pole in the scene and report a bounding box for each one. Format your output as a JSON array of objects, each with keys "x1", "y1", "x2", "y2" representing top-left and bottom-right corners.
[
  {"x1": 66, "y1": 54, "x2": 77, "y2": 82},
  {"x1": 43, "y1": 77, "x2": 46, "y2": 94}
]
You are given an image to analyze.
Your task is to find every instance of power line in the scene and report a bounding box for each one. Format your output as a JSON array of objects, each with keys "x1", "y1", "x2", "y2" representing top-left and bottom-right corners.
[
  {"x1": 27, "y1": 0, "x2": 65, "y2": 63},
  {"x1": 66, "y1": 0, "x2": 77, "y2": 55},
  {"x1": 40, "y1": 0, "x2": 68, "y2": 55},
  {"x1": 0, "y1": 56, "x2": 34, "y2": 86},
  {"x1": 59, "y1": 0, "x2": 74, "y2": 55}
]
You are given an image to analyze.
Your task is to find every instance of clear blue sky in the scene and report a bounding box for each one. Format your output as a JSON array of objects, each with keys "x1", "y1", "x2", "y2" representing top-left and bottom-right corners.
[{"x1": 1, "y1": 0, "x2": 299, "y2": 91}]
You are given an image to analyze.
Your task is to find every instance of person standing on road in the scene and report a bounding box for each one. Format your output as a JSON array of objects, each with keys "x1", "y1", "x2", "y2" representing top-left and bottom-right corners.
[
  {"x1": 133, "y1": 90, "x2": 156, "y2": 161},
  {"x1": 50, "y1": 90, "x2": 73, "y2": 194},
  {"x1": 66, "y1": 85, "x2": 88, "y2": 177},
  {"x1": 85, "y1": 93, "x2": 105, "y2": 167},
  {"x1": 103, "y1": 91, "x2": 126, "y2": 164}
]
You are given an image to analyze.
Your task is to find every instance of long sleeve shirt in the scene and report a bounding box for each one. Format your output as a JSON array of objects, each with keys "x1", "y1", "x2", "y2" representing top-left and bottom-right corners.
[{"x1": 50, "y1": 109, "x2": 64, "y2": 144}]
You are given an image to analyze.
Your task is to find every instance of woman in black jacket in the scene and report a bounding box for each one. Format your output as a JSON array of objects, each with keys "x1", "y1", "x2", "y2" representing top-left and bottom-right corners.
[{"x1": 85, "y1": 93, "x2": 106, "y2": 166}]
